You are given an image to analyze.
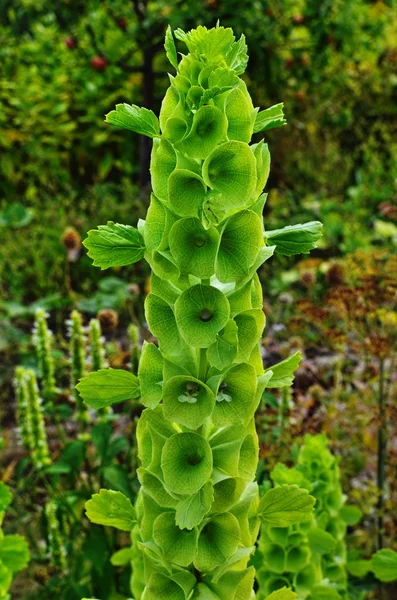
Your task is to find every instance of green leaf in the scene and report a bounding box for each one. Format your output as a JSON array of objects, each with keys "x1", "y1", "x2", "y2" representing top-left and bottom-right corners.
[
  {"x1": 0, "y1": 482, "x2": 12, "y2": 512},
  {"x1": 105, "y1": 103, "x2": 160, "y2": 138},
  {"x1": 175, "y1": 25, "x2": 235, "y2": 62},
  {"x1": 161, "y1": 433, "x2": 213, "y2": 496},
  {"x1": 175, "y1": 284, "x2": 230, "y2": 348},
  {"x1": 83, "y1": 222, "x2": 145, "y2": 269},
  {"x1": 175, "y1": 482, "x2": 214, "y2": 530},
  {"x1": 347, "y1": 559, "x2": 372, "y2": 578},
  {"x1": 216, "y1": 210, "x2": 263, "y2": 283},
  {"x1": 76, "y1": 368, "x2": 140, "y2": 409},
  {"x1": 138, "y1": 342, "x2": 163, "y2": 409},
  {"x1": 340, "y1": 505, "x2": 362, "y2": 525},
  {"x1": 265, "y1": 221, "x2": 323, "y2": 256},
  {"x1": 226, "y1": 34, "x2": 249, "y2": 75},
  {"x1": 371, "y1": 549, "x2": 397, "y2": 582},
  {"x1": 153, "y1": 512, "x2": 198, "y2": 567},
  {"x1": 265, "y1": 589, "x2": 297, "y2": 600},
  {"x1": 265, "y1": 352, "x2": 302, "y2": 388},
  {"x1": 258, "y1": 484, "x2": 315, "y2": 527},
  {"x1": 0, "y1": 535, "x2": 30, "y2": 572},
  {"x1": 165, "y1": 26, "x2": 178, "y2": 70},
  {"x1": 110, "y1": 546, "x2": 134, "y2": 566},
  {"x1": 307, "y1": 528, "x2": 337, "y2": 554},
  {"x1": 85, "y1": 489, "x2": 136, "y2": 531},
  {"x1": 254, "y1": 103, "x2": 287, "y2": 133}
]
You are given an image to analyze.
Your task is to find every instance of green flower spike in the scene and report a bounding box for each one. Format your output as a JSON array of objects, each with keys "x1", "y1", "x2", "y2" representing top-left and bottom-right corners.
[
  {"x1": 24, "y1": 369, "x2": 51, "y2": 468},
  {"x1": 32, "y1": 309, "x2": 57, "y2": 400},
  {"x1": 256, "y1": 435, "x2": 355, "y2": 599},
  {"x1": 79, "y1": 24, "x2": 323, "y2": 599},
  {"x1": 68, "y1": 310, "x2": 89, "y2": 425}
]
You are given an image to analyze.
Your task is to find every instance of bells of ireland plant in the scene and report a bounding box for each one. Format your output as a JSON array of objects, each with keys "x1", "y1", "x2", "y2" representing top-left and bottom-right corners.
[{"x1": 78, "y1": 24, "x2": 323, "y2": 600}]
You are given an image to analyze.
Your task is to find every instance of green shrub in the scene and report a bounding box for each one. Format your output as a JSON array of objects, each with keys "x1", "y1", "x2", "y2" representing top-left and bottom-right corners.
[{"x1": 0, "y1": 478, "x2": 30, "y2": 599}]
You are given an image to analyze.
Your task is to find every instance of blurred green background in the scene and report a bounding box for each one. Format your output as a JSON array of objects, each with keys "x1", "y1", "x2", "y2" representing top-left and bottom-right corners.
[
  {"x1": 0, "y1": 1, "x2": 396, "y2": 598},
  {"x1": 1, "y1": 0, "x2": 395, "y2": 310}
]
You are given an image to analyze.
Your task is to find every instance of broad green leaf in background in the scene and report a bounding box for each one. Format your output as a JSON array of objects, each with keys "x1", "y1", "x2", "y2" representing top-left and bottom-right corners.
[
  {"x1": 307, "y1": 528, "x2": 337, "y2": 554},
  {"x1": 265, "y1": 221, "x2": 323, "y2": 256},
  {"x1": 105, "y1": 103, "x2": 160, "y2": 138},
  {"x1": 85, "y1": 489, "x2": 136, "y2": 531},
  {"x1": 175, "y1": 482, "x2": 214, "y2": 530},
  {"x1": 165, "y1": 26, "x2": 178, "y2": 70},
  {"x1": 110, "y1": 546, "x2": 134, "y2": 566},
  {"x1": 0, "y1": 202, "x2": 33, "y2": 228},
  {"x1": 76, "y1": 369, "x2": 140, "y2": 409},
  {"x1": 161, "y1": 432, "x2": 213, "y2": 496},
  {"x1": 347, "y1": 559, "x2": 372, "y2": 578},
  {"x1": 265, "y1": 351, "x2": 302, "y2": 388},
  {"x1": 0, "y1": 482, "x2": 12, "y2": 512},
  {"x1": 138, "y1": 342, "x2": 164, "y2": 409},
  {"x1": 371, "y1": 549, "x2": 397, "y2": 582},
  {"x1": 83, "y1": 222, "x2": 145, "y2": 269},
  {"x1": 340, "y1": 505, "x2": 362, "y2": 525},
  {"x1": 254, "y1": 103, "x2": 287, "y2": 133},
  {"x1": 258, "y1": 484, "x2": 315, "y2": 527},
  {"x1": 0, "y1": 535, "x2": 30, "y2": 572},
  {"x1": 265, "y1": 588, "x2": 297, "y2": 600}
]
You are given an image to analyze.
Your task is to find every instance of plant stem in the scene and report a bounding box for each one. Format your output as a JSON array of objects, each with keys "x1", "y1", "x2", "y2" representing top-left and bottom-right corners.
[
  {"x1": 377, "y1": 357, "x2": 386, "y2": 550},
  {"x1": 198, "y1": 347, "x2": 207, "y2": 382}
]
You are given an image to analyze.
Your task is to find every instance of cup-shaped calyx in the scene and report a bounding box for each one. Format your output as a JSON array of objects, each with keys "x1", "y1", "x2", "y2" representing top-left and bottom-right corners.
[{"x1": 79, "y1": 24, "x2": 322, "y2": 600}]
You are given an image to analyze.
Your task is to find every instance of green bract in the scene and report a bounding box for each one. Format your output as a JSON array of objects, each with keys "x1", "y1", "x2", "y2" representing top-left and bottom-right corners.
[{"x1": 79, "y1": 24, "x2": 323, "y2": 599}]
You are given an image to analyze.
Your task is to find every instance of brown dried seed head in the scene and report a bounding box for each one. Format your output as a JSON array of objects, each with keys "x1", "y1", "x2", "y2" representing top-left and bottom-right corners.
[
  {"x1": 97, "y1": 309, "x2": 119, "y2": 330},
  {"x1": 61, "y1": 227, "x2": 81, "y2": 250}
]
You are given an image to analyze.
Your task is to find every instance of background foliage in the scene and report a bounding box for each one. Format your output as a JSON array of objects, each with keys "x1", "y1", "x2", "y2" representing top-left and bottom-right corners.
[{"x1": 0, "y1": 1, "x2": 396, "y2": 599}]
